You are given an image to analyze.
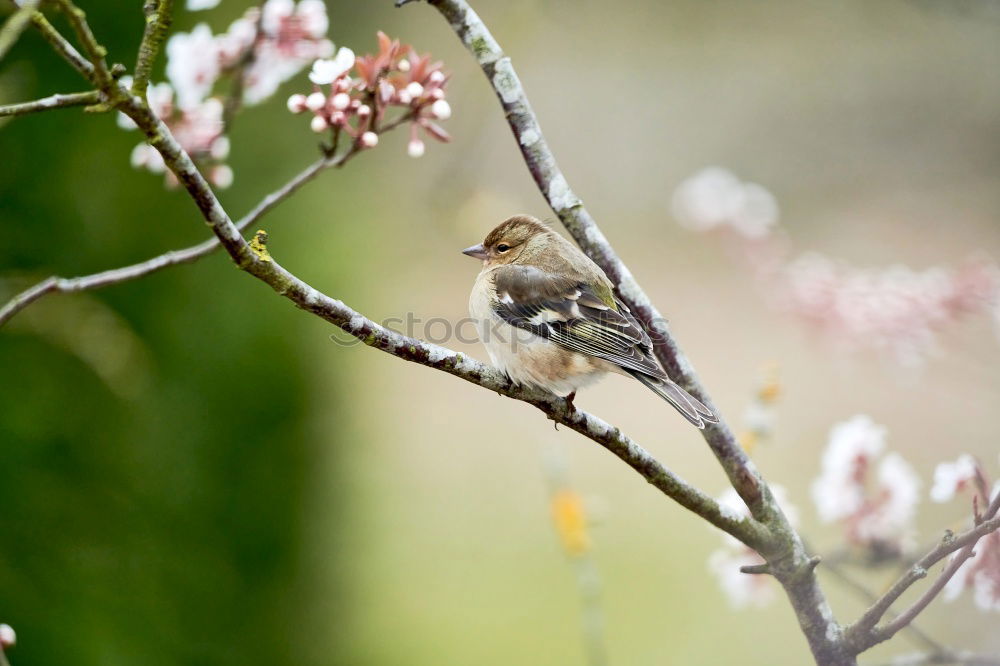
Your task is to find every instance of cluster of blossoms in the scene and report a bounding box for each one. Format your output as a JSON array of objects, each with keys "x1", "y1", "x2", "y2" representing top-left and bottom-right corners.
[
  {"x1": 120, "y1": 0, "x2": 336, "y2": 188},
  {"x1": 776, "y1": 254, "x2": 1000, "y2": 367},
  {"x1": 933, "y1": 455, "x2": 1000, "y2": 612},
  {"x1": 672, "y1": 168, "x2": 1000, "y2": 367},
  {"x1": 811, "y1": 415, "x2": 920, "y2": 557},
  {"x1": 708, "y1": 486, "x2": 799, "y2": 608},
  {"x1": 169, "y1": 0, "x2": 333, "y2": 109},
  {"x1": 287, "y1": 32, "x2": 452, "y2": 157}
]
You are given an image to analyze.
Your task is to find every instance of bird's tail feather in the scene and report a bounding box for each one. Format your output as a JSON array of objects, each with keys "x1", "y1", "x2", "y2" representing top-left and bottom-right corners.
[{"x1": 628, "y1": 371, "x2": 718, "y2": 429}]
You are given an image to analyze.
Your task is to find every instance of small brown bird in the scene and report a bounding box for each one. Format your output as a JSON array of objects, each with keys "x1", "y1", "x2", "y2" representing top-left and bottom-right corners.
[{"x1": 463, "y1": 215, "x2": 718, "y2": 428}]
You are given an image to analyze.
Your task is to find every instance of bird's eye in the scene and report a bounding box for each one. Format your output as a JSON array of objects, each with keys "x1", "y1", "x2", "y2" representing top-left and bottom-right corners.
[{"x1": 496, "y1": 244, "x2": 510, "y2": 253}]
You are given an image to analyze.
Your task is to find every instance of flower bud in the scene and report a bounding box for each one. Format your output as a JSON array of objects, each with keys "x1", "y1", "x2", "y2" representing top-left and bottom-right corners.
[
  {"x1": 431, "y1": 99, "x2": 451, "y2": 120},
  {"x1": 0, "y1": 624, "x2": 15, "y2": 649},
  {"x1": 397, "y1": 90, "x2": 411, "y2": 105},
  {"x1": 397, "y1": 59, "x2": 410, "y2": 72},
  {"x1": 429, "y1": 71, "x2": 445, "y2": 84},
  {"x1": 330, "y1": 110, "x2": 346, "y2": 125},
  {"x1": 305, "y1": 92, "x2": 326, "y2": 112},
  {"x1": 356, "y1": 104, "x2": 371, "y2": 117},
  {"x1": 310, "y1": 115, "x2": 328, "y2": 132},
  {"x1": 405, "y1": 82, "x2": 424, "y2": 99},
  {"x1": 360, "y1": 131, "x2": 379, "y2": 148},
  {"x1": 211, "y1": 164, "x2": 234, "y2": 189},
  {"x1": 331, "y1": 92, "x2": 350, "y2": 111},
  {"x1": 407, "y1": 138, "x2": 425, "y2": 158},
  {"x1": 431, "y1": 88, "x2": 445, "y2": 100},
  {"x1": 286, "y1": 93, "x2": 308, "y2": 113},
  {"x1": 210, "y1": 136, "x2": 231, "y2": 160}
]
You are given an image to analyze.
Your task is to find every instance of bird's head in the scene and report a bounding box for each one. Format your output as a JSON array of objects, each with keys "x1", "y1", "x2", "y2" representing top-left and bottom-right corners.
[{"x1": 462, "y1": 215, "x2": 550, "y2": 267}]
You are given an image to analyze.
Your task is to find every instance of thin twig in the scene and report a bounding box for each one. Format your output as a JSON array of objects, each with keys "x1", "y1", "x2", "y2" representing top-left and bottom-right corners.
[
  {"x1": 819, "y1": 557, "x2": 942, "y2": 654},
  {"x1": 132, "y1": 0, "x2": 172, "y2": 97},
  {"x1": 846, "y1": 491, "x2": 1000, "y2": 653},
  {"x1": 0, "y1": 148, "x2": 358, "y2": 327},
  {"x1": 0, "y1": 0, "x2": 40, "y2": 61},
  {"x1": 30, "y1": 11, "x2": 94, "y2": 79},
  {"x1": 0, "y1": 90, "x2": 101, "y2": 117},
  {"x1": 52, "y1": 0, "x2": 114, "y2": 89}
]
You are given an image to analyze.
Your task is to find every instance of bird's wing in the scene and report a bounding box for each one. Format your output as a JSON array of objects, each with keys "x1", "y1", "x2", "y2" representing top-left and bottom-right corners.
[{"x1": 491, "y1": 265, "x2": 668, "y2": 379}]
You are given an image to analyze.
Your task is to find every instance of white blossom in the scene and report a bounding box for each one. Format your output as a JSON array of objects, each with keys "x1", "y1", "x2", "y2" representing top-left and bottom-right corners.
[
  {"x1": 671, "y1": 167, "x2": 778, "y2": 239},
  {"x1": 186, "y1": 0, "x2": 221, "y2": 10},
  {"x1": 943, "y1": 532, "x2": 1000, "y2": 612},
  {"x1": 708, "y1": 485, "x2": 798, "y2": 608},
  {"x1": 812, "y1": 415, "x2": 886, "y2": 523},
  {"x1": 166, "y1": 23, "x2": 220, "y2": 110},
  {"x1": 708, "y1": 549, "x2": 776, "y2": 609},
  {"x1": 309, "y1": 47, "x2": 355, "y2": 84},
  {"x1": 210, "y1": 164, "x2": 234, "y2": 189},
  {"x1": 931, "y1": 454, "x2": 979, "y2": 503},
  {"x1": 852, "y1": 453, "x2": 921, "y2": 546},
  {"x1": 811, "y1": 415, "x2": 920, "y2": 551}
]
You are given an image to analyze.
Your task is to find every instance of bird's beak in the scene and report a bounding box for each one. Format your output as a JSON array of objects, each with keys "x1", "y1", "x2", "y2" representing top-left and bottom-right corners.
[{"x1": 461, "y1": 243, "x2": 488, "y2": 260}]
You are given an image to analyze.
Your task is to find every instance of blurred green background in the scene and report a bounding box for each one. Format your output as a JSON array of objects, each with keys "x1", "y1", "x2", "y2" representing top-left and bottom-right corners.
[{"x1": 2, "y1": 0, "x2": 999, "y2": 664}]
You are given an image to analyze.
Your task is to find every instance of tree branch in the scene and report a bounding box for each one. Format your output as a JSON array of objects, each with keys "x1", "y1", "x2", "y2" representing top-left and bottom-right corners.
[
  {"x1": 0, "y1": 0, "x2": 40, "y2": 62},
  {"x1": 132, "y1": 0, "x2": 172, "y2": 97},
  {"x1": 7, "y1": 0, "x2": 772, "y2": 554},
  {"x1": 846, "y1": 491, "x2": 1000, "y2": 653},
  {"x1": 397, "y1": 1, "x2": 851, "y2": 663},
  {"x1": 0, "y1": 89, "x2": 101, "y2": 117}
]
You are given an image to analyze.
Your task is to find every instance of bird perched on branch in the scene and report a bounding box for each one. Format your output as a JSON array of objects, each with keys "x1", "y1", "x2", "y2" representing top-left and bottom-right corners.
[{"x1": 463, "y1": 215, "x2": 717, "y2": 428}]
